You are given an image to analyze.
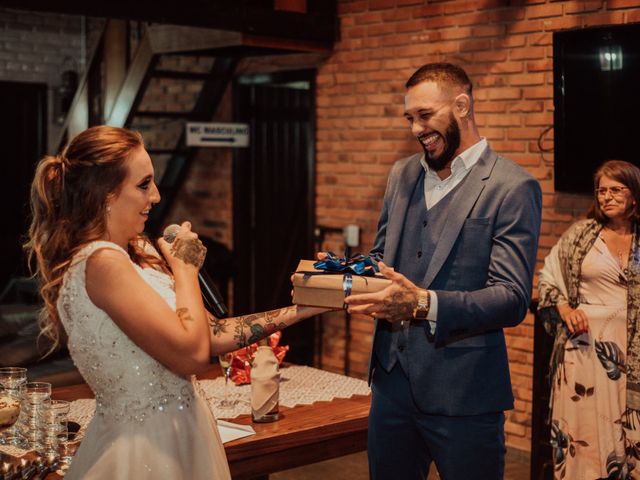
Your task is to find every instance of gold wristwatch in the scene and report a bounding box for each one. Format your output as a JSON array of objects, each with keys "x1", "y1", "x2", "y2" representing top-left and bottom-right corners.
[{"x1": 412, "y1": 289, "x2": 430, "y2": 320}]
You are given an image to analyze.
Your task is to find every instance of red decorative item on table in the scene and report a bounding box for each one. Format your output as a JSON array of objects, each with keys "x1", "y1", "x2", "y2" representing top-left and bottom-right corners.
[{"x1": 228, "y1": 331, "x2": 289, "y2": 385}]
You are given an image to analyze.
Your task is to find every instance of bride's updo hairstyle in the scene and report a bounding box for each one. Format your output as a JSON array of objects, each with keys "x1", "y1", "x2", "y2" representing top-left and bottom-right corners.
[{"x1": 25, "y1": 125, "x2": 165, "y2": 351}]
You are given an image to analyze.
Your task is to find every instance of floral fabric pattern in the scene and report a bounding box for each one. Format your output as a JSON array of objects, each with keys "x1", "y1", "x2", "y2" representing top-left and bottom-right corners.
[{"x1": 538, "y1": 220, "x2": 640, "y2": 479}]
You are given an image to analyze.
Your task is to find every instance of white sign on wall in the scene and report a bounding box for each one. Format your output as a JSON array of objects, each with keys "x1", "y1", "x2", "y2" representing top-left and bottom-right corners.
[{"x1": 185, "y1": 122, "x2": 250, "y2": 148}]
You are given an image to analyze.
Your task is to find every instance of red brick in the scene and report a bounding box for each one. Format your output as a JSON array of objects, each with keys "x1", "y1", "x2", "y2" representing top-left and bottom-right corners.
[
  {"x1": 541, "y1": 15, "x2": 583, "y2": 31},
  {"x1": 395, "y1": 20, "x2": 425, "y2": 33},
  {"x1": 523, "y1": 86, "x2": 552, "y2": 99},
  {"x1": 482, "y1": 113, "x2": 522, "y2": 127},
  {"x1": 527, "y1": 59, "x2": 553, "y2": 72},
  {"x1": 510, "y1": 73, "x2": 545, "y2": 86},
  {"x1": 443, "y1": 0, "x2": 480, "y2": 15},
  {"x1": 508, "y1": 127, "x2": 543, "y2": 140},
  {"x1": 509, "y1": 19, "x2": 545, "y2": 34},
  {"x1": 607, "y1": 0, "x2": 640, "y2": 7},
  {"x1": 438, "y1": 27, "x2": 473, "y2": 40},
  {"x1": 487, "y1": 61, "x2": 525, "y2": 74},
  {"x1": 381, "y1": 7, "x2": 414, "y2": 21},
  {"x1": 475, "y1": 101, "x2": 508, "y2": 113},
  {"x1": 338, "y1": 1, "x2": 367, "y2": 14},
  {"x1": 565, "y1": 0, "x2": 603, "y2": 14},
  {"x1": 501, "y1": 35, "x2": 527, "y2": 48},
  {"x1": 528, "y1": 32, "x2": 552, "y2": 46},
  {"x1": 369, "y1": 0, "x2": 397, "y2": 10},
  {"x1": 413, "y1": 4, "x2": 445, "y2": 17},
  {"x1": 509, "y1": 100, "x2": 545, "y2": 113},
  {"x1": 525, "y1": 112, "x2": 554, "y2": 126},
  {"x1": 511, "y1": 46, "x2": 546, "y2": 60},
  {"x1": 583, "y1": 11, "x2": 626, "y2": 26},
  {"x1": 471, "y1": 24, "x2": 506, "y2": 37},
  {"x1": 353, "y1": 11, "x2": 384, "y2": 24},
  {"x1": 488, "y1": 8, "x2": 526, "y2": 22},
  {"x1": 527, "y1": 3, "x2": 564, "y2": 19}
]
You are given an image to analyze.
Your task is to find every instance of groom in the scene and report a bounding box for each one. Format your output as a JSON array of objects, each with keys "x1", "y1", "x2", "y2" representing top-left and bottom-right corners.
[{"x1": 345, "y1": 63, "x2": 542, "y2": 479}]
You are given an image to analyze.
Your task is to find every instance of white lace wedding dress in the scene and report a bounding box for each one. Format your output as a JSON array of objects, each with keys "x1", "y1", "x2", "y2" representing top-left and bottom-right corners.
[{"x1": 57, "y1": 241, "x2": 231, "y2": 479}]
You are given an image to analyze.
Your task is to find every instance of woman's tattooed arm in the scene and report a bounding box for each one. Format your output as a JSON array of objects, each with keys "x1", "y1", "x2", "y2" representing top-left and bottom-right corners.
[
  {"x1": 208, "y1": 306, "x2": 293, "y2": 349},
  {"x1": 207, "y1": 305, "x2": 331, "y2": 355}
]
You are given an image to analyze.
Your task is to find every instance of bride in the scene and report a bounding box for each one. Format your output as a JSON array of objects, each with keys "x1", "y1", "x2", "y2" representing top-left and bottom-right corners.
[{"x1": 26, "y1": 125, "x2": 325, "y2": 479}]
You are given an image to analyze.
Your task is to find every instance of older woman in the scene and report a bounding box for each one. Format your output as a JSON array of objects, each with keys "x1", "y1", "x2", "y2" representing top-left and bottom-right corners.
[{"x1": 538, "y1": 160, "x2": 640, "y2": 479}]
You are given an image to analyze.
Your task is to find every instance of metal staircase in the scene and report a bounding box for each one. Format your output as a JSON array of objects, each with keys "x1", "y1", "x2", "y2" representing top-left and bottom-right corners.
[{"x1": 55, "y1": 20, "x2": 331, "y2": 235}]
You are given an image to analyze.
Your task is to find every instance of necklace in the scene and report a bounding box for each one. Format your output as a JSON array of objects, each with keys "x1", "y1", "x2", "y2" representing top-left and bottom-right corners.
[{"x1": 600, "y1": 225, "x2": 632, "y2": 269}]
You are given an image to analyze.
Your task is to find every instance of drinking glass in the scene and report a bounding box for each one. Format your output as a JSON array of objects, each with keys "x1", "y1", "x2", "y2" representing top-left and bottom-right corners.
[
  {"x1": 0, "y1": 367, "x2": 27, "y2": 445},
  {"x1": 0, "y1": 387, "x2": 21, "y2": 434},
  {"x1": 41, "y1": 399, "x2": 70, "y2": 464},
  {"x1": 216, "y1": 353, "x2": 236, "y2": 408},
  {"x1": 20, "y1": 382, "x2": 52, "y2": 451}
]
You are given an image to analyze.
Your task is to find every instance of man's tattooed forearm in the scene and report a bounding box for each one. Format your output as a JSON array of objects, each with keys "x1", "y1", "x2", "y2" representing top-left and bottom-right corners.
[
  {"x1": 176, "y1": 307, "x2": 195, "y2": 323},
  {"x1": 171, "y1": 238, "x2": 206, "y2": 269}
]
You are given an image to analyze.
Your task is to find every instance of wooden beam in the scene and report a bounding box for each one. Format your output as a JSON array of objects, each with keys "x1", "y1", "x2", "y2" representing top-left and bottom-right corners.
[
  {"x1": 106, "y1": 32, "x2": 155, "y2": 127},
  {"x1": 103, "y1": 19, "x2": 128, "y2": 122},
  {"x1": 0, "y1": 0, "x2": 337, "y2": 44},
  {"x1": 147, "y1": 25, "x2": 243, "y2": 54},
  {"x1": 55, "y1": 23, "x2": 106, "y2": 149}
]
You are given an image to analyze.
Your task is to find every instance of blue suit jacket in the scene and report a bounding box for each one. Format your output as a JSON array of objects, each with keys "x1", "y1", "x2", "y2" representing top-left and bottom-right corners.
[{"x1": 369, "y1": 147, "x2": 542, "y2": 416}]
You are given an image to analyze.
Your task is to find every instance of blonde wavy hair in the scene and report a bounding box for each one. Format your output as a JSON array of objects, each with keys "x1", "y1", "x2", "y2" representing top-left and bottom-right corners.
[{"x1": 25, "y1": 125, "x2": 168, "y2": 352}]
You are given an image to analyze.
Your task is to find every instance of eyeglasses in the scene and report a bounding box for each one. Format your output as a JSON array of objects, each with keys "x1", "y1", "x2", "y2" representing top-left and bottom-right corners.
[{"x1": 595, "y1": 186, "x2": 629, "y2": 198}]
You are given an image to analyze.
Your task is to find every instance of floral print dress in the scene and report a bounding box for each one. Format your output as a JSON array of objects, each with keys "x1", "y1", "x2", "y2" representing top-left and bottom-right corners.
[{"x1": 551, "y1": 236, "x2": 633, "y2": 479}]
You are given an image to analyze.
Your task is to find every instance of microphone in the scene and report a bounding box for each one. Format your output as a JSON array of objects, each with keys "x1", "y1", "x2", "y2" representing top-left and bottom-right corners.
[{"x1": 163, "y1": 224, "x2": 229, "y2": 319}]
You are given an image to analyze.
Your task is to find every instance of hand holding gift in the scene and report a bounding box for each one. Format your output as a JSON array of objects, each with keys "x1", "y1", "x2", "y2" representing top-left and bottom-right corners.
[{"x1": 292, "y1": 252, "x2": 391, "y2": 309}]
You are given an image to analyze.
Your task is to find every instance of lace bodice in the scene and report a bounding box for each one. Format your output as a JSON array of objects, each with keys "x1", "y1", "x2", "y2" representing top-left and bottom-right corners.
[{"x1": 57, "y1": 241, "x2": 197, "y2": 424}]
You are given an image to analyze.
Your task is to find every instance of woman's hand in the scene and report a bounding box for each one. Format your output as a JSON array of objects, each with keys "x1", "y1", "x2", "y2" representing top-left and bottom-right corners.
[
  {"x1": 557, "y1": 304, "x2": 589, "y2": 334},
  {"x1": 157, "y1": 221, "x2": 207, "y2": 272}
]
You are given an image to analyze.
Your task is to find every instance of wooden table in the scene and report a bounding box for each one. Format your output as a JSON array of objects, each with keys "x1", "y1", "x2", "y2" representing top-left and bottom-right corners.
[{"x1": 50, "y1": 367, "x2": 371, "y2": 479}]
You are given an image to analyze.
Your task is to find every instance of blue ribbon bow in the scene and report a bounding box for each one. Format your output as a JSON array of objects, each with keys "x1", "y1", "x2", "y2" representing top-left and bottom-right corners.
[
  {"x1": 312, "y1": 252, "x2": 380, "y2": 277},
  {"x1": 300, "y1": 253, "x2": 380, "y2": 309}
]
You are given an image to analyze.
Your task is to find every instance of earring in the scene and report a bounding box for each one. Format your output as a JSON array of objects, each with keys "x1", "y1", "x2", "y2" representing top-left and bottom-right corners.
[{"x1": 106, "y1": 205, "x2": 111, "y2": 213}]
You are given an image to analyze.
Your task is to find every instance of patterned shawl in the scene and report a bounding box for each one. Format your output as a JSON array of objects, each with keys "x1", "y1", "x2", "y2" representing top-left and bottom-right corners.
[{"x1": 538, "y1": 218, "x2": 640, "y2": 411}]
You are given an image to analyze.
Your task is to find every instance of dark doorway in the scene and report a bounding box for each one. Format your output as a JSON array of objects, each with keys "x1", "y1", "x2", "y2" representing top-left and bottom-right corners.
[
  {"x1": 0, "y1": 81, "x2": 47, "y2": 291},
  {"x1": 233, "y1": 70, "x2": 316, "y2": 365}
]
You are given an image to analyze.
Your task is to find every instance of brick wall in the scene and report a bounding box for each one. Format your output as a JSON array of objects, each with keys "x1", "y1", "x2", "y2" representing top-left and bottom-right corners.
[
  {"x1": 315, "y1": 0, "x2": 640, "y2": 451},
  {"x1": 0, "y1": 8, "x2": 85, "y2": 153}
]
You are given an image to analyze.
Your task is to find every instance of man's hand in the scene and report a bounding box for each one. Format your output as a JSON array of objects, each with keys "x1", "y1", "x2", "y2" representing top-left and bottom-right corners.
[{"x1": 344, "y1": 262, "x2": 420, "y2": 323}]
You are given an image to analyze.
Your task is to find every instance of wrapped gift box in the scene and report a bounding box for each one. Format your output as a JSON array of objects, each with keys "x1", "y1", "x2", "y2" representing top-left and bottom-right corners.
[{"x1": 292, "y1": 259, "x2": 391, "y2": 309}]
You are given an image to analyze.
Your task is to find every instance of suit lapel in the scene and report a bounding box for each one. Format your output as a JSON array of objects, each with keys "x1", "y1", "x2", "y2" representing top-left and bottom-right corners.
[
  {"x1": 384, "y1": 156, "x2": 424, "y2": 267},
  {"x1": 422, "y1": 148, "x2": 498, "y2": 288}
]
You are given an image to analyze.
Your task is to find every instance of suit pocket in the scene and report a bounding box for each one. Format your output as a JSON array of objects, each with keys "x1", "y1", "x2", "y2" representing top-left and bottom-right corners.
[
  {"x1": 464, "y1": 217, "x2": 491, "y2": 226},
  {"x1": 452, "y1": 217, "x2": 492, "y2": 277},
  {"x1": 445, "y1": 331, "x2": 502, "y2": 348}
]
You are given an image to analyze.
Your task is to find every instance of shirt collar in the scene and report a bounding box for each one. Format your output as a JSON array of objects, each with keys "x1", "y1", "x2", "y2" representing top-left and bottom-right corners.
[{"x1": 420, "y1": 137, "x2": 488, "y2": 177}]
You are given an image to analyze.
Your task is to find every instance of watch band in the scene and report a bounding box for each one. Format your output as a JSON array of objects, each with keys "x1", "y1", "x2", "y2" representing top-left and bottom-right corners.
[{"x1": 412, "y1": 290, "x2": 430, "y2": 320}]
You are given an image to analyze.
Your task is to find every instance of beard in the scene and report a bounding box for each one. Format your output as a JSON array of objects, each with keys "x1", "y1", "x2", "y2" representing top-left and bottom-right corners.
[{"x1": 422, "y1": 113, "x2": 461, "y2": 172}]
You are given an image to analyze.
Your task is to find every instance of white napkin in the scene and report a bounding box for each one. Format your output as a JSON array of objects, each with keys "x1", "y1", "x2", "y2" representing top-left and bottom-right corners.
[
  {"x1": 250, "y1": 346, "x2": 280, "y2": 419},
  {"x1": 216, "y1": 420, "x2": 255, "y2": 443}
]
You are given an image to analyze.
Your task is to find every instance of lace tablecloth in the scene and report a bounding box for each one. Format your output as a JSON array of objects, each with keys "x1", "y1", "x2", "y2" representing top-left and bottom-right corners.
[{"x1": 0, "y1": 366, "x2": 370, "y2": 458}]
